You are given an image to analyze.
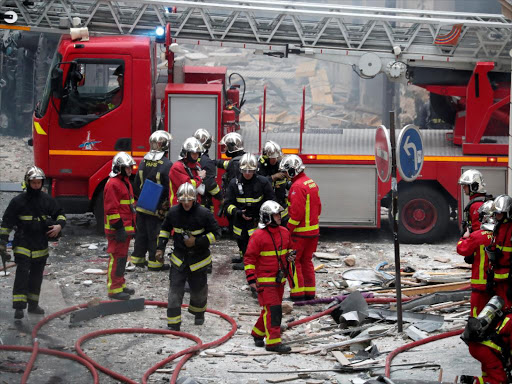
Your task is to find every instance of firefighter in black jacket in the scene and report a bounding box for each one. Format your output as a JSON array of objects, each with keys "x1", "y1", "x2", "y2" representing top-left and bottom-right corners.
[
  {"x1": 132, "y1": 130, "x2": 173, "y2": 271},
  {"x1": 156, "y1": 183, "x2": 220, "y2": 331},
  {"x1": 225, "y1": 153, "x2": 276, "y2": 270},
  {"x1": 257, "y1": 140, "x2": 289, "y2": 225},
  {"x1": 194, "y1": 129, "x2": 223, "y2": 212},
  {"x1": 0, "y1": 166, "x2": 66, "y2": 319},
  {"x1": 217, "y1": 132, "x2": 245, "y2": 191}
]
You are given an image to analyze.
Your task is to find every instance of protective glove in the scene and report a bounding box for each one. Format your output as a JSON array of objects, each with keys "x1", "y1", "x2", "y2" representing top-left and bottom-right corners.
[{"x1": 115, "y1": 227, "x2": 127, "y2": 243}]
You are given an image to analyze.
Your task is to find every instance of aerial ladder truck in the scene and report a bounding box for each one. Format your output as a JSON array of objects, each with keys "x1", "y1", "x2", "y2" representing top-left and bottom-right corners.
[{"x1": 1, "y1": 0, "x2": 512, "y2": 243}]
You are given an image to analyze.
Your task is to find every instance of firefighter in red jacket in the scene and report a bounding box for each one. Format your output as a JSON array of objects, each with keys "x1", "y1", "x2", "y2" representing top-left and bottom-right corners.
[
  {"x1": 486, "y1": 194, "x2": 512, "y2": 309},
  {"x1": 103, "y1": 152, "x2": 137, "y2": 300},
  {"x1": 279, "y1": 155, "x2": 321, "y2": 302},
  {"x1": 0, "y1": 166, "x2": 66, "y2": 319},
  {"x1": 244, "y1": 200, "x2": 295, "y2": 353},
  {"x1": 169, "y1": 137, "x2": 206, "y2": 206},
  {"x1": 459, "y1": 169, "x2": 491, "y2": 234},
  {"x1": 461, "y1": 296, "x2": 512, "y2": 384},
  {"x1": 456, "y1": 200, "x2": 495, "y2": 317}
]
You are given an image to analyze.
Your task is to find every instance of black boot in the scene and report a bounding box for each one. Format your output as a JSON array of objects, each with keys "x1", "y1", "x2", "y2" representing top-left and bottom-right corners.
[
  {"x1": 123, "y1": 287, "x2": 135, "y2": 295},
  {"x1": 231, "y1": 256, "x2": 243, "y2": 263},
  {"x1": 194, "y1": 313, "x2": 205, "y2": 325},
  {"x1": 27, "y1": 304, "x2": 45, "y2": 315},
  {"x1": 232, "y1": 263, "x2": 244, "y2": 271},
  {"x1": 265, "y1": 344, "x2": 291, "y2": 354},
  {"x1": 14, "y1": 309, "x2": 24, "y2": 319},
  {"x1": 168, "y1": 323, "x2": 181, "y2": 331},
  {"x1": 253, "y1": 337, "x2": 264, "y2": 348},
  {"x1": 108, "y1": 292, "x2": 130, "y2": 300}
]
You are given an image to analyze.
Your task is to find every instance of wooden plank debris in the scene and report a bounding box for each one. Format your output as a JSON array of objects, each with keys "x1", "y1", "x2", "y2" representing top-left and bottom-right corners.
[
  {"x1": 379, "y1": 281, "x2": 470, "y2": 296},
  {"x1": 331, "y1": 351, "x2": 351, "y2": 366}
]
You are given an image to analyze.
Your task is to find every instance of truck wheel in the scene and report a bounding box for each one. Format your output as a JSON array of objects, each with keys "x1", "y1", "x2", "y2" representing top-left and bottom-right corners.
[
  {"x1": 93, "y1": 189, "x2": 105, "y2": 235},
  {"x1": 396, "y1": 186, "x2": 449, "y2": 244}
]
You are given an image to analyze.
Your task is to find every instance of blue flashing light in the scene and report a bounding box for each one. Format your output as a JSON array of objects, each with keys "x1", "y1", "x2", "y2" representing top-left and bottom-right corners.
[{"x1": 155, "y1": 26, "x2": 165, "y2": 37}]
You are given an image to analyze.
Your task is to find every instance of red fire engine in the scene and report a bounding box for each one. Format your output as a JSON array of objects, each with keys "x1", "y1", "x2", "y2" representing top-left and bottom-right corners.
[{"x1": 2, "y1": 0, "x2": 511, "y2": 243}]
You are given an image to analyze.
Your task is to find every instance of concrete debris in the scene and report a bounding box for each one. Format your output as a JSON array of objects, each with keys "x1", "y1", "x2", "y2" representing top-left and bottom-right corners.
[
  {"x1": 81, "y1": 280, "x2": 93, "y2": 286},
  {"x1": 368, "y1": 308, "x2": 444, "y2": 324},
  {"x1": 282, "y1": 302, "x2": 294, "y2": 315},
  {"x1": 343, "y1": 255, "x2": 356, "y2": 267},
  {"x1": 313, "y1": 252, "x2": 339, "y2": 260},
  {"x1": 405, "y1": 325, "x2": 429, "y2": 341},
  {"x1": 83, "y1": 268, "x2": 107, "y2": 275}
]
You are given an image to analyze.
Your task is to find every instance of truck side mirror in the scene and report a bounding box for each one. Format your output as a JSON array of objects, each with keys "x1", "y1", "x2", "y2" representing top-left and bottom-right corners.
[{"x1": 51, "y1": 67, "x2": 64, "y2": 99}]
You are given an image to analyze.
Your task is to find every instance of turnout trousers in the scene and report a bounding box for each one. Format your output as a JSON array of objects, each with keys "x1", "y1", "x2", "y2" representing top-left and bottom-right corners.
[
  {"x1": 167, "y1": 267, "x2": 208, "y2": 328},
  {"x1": 468, "y1": 342, "x2": 507, "y2": 384},
  {"x1": 251, "y1": 283, "x2": 285, "y2": 347},
  {"x1": 107, "y1": 236, "x2": 131, "y2": 295},
  {"x1": 13, "y1": 254, "x2": 47, "y2": 309},
  {"x1": 289, "y1": 236, "x2": 318, "y2": 300},
  {"x1": 470, "y1": 289, "x2": 492, "y2": 318},
  {"x1": 132, "y1": 213, "x2": 163, "y2": 269}
]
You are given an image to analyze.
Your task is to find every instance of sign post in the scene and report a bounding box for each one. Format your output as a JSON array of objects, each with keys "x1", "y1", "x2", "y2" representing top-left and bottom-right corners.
[{"x1": 387, "y1": 112, "x2": 403, "y2": 333}]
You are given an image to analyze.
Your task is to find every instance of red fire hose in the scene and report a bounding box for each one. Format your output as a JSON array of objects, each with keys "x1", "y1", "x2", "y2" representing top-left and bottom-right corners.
[{"x1": 2, "y1": 300, "x2": 237, "y2": 384}]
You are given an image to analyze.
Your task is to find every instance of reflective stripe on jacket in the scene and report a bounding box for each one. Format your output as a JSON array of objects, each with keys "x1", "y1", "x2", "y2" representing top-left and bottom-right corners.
[
  {"x1": 287, "y1": 172, "x2": 321, "y2": 236},
  {"x1": 103, "y1": 175, "x2": 136, "y2": 235}
]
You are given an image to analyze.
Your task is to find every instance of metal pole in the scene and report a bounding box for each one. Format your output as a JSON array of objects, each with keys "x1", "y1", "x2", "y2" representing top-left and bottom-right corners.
[
  {"x1": 389, "y1": 110, "x2": 403, "y2": 333},
  {"x1": 508, "y1": 49, "x2": 512, "y2": 196}
]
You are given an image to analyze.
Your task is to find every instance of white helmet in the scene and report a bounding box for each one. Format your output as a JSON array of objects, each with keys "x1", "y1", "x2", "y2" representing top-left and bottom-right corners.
[
  {"x1": 177, "y1": 182, "x2": 197, "y2": 202},
  {"x1": 110, "y1": 152, "x2": 136, "y2": 177},
  {"x1": 219, "y1": 132, "x2": 243, "y2": 154},
  {"x1": 239, "y1": 153, "x2": 258, "y2": 172},
  {"x1": 478, "y1": 200, "x2": 495, "y2": 231},
  {"x1": 194, "y1": 129, "x2": 212, "y2": 150},
  {"x1": 492, "y1": 194, "x2": 512, "y2": 220},
  {"x1": 145, "y1": 130, "x2": 172, "y2": 161},
  {"x1": 24, "y1": 166, "x2": 45, "y2": 185},
  {"x1": 259, "y1": 200, "x2": 284, "y2": 229},
  {"x1": 182, "y1": 137, "x2": 204, "y2": 154},
  {"x1": 279, "y1": 155, "x2": 305, "y2": 178},
  {"x1": 262, "y1": 140, "x2": 283, "y2": 159},
  {"x1": 458, "y1": 169, "x2": 486, "y2": 194}
]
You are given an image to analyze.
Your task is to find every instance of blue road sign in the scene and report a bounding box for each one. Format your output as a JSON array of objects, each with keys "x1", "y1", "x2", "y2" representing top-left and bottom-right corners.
[{"x1": 397, "y1": 124, "x2": 424, "y2": 182}]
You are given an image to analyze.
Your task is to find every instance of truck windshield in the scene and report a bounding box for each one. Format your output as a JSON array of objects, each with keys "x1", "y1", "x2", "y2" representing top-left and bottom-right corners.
[{"x1": 35, "y1": 52, "x2": 62, "y2": 118}]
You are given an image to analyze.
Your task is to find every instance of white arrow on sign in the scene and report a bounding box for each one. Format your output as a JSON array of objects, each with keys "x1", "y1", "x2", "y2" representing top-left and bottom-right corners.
[{"x1": 403, "y1": 135, "x2": 418, "y2": 171}]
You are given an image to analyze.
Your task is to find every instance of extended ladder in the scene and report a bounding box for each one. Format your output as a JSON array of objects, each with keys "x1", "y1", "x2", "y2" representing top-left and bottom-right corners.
[{"x1": 1, "y1": 0, "x2": 512, "y2": 78}]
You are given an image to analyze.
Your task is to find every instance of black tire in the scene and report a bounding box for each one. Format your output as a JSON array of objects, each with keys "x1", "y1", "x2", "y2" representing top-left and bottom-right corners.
[
  {"x1": 394, "y1": 185, "x2": 449, "y2": 244},
  {"x1": 93, "y1": 188, "x2": 105, "y2": 235},
  {"x1": 429, "y1": 93, "x2": 456, "y2": 126}
]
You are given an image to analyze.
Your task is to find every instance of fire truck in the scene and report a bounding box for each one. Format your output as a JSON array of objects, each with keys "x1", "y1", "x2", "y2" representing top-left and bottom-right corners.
[{"x1": 2, "y1": 0, "x2": 512, "y2": 243}]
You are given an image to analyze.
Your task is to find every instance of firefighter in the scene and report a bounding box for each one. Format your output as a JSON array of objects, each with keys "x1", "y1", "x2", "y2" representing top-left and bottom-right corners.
[
  {"x1": 459, "y1": 169, "x2": 491, "y2": 234},
  {"x1": 225, "y1": 153, "x2": 276, "y2": 270},
  {"x1": 194, "y1": 128, "x2": 223, "y2": 212},
  {"x1": 461, "y1": 296, "x2": 512, "y2": 384},
  {"x1": 169, "y1": 137, "x2": 206, "y2": 206},
  {"x1": 109, "y1": 65, "x2": 124, "y2": 109},
  {"x1": 257, "y1": 140, "x2": 289, "y2": 225},
  {"x1": 155, "y1": 183, "x2": 220, "y2": 331},
  {"x1": 486, "y1": 194, "x2": 512, "y2": 309},
  {"x1": 132, "y1": 130, "x2": 173, "y2": 271},
  {"x1": 456, "y1": 200, "x2": 495, "y2": 317},
  {"x1": 0, "y1": 166, "x2": 66, "y2": 319},
  {"x1": 103, "y1": 152, "x2": 137, "y2": 300},
  {"x1": 244, "y1": 200, "x2": 296, "y2": 353},
  {"x1": 217, "y1": 132, "x2": 245, "y2": 190},
  {"x1": 279, "y1": 155, "x2": 322, "y2": 302}
]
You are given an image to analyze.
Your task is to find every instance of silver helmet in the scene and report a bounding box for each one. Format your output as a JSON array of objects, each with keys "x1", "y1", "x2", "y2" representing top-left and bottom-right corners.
[
  {"x1": 219, "y1": 132, "x2": 243, "y2": 154},
  {"x1": 478, "y1": 200, "x2": 495, "y2": 231},
  {"x1": 177, "y1": 182, "x2": 197, "y2": 202},
  {"x1": 110, "y1": 152, "x2": 136, "y2": 177},
  {"x1": 194, "y1": 129, "x2": 212, "y2": 150},
  {"x1": 145, "y1": 130, "x2": 172, "y2": 161},
  {"x1": 182, "y1": 137, "x2": 204, "y2": 154},
  {"x1": 279, "y1": 154, "x2": 305, "y2": 178},
  {"x1": 492, "y1": 194, "x2": 512, "y2": 220},
  {"x1": 262, "y1": 140, "x2": 283, "y2": 159},
  {"x1": 259, "y1": 200, "x2": 284, "y2": 228},
  {"x1": 24, "y1": 166, "x2": 45, "y2": 186},
  {"x1": 458, "y1": 169, "x2": 486, "y2": 194},
  {"x1": 239, "y1": 153, "x2": 258, "y2": 172}
]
